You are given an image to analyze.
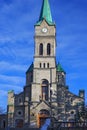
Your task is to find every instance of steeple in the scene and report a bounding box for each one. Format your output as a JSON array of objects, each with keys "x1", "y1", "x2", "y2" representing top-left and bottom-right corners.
[{"x1": 36, "y1": 0, "x2": 54, "y2": 25}]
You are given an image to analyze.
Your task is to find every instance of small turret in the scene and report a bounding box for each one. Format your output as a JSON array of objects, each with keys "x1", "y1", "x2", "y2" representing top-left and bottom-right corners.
[
  {"x1": 8, "y1": 90, "x2": 14, "y2": 105},
  {"x1": 56, "y1": 62, "x2": 66, "y2": 86},
  {"x1": 79, "y1": 90, "x2": 85, "y2": 99},
  {"x1": 8, "y1": 90, "x2": 15, "y2": 127}
]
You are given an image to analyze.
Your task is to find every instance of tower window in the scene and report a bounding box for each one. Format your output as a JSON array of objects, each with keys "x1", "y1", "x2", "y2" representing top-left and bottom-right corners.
[
  {"x1": 71, "y1": 111, "x2": 74, "y2": 115},
  {"x1": 47, "y1": 43, "x2": 51, "y2": 55},
  {"x1": 18, "y1": 97, "x2": 22, "y2": 103},
  {"x1": 43, "y1": 63, "x2": 45, "y2": 68},
  {"x1": 40, "y1": 63, "x2": 41, "y2": 68},
  {"x1": 70, "y1": 98, "x2": 73, "y2": 104},
  {"x1": 39, "y1": 43, "x2": 43, "y2": 55},
  {"x1": 47, "y1": 63, "x2": 49, "y2": 68},
  {"x1": 41, "y1": 79, "x2": 49, "y2": 100}
]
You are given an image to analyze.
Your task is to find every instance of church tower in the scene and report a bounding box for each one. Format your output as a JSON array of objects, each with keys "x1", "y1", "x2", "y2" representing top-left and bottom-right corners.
[
  {"x1": 6, "y1": 0, "x2": 85, "y2": 128},
  {"x1": 31, "y1": 0, "x2": 57, "y2": 102},
  {"x1": 30, "y1": 0, "x2": 57, "y2": 127}
]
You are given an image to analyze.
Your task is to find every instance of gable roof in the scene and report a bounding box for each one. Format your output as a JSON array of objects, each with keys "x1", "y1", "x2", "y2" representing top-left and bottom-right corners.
[{"x1": 26, "y1": 62, "x2": 33, "y2": 74}]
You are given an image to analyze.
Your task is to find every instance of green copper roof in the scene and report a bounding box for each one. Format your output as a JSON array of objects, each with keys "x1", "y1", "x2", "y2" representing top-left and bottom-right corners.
[
  {"x1": 8, "y1": 90, "x2": 14, "y2": 94},
  {"x1": 26, "y1": 63, "x2": 33, "y2": 73},
  {"x1": 36, "y1": 0, "x2": 54, "y2": 25},
  {"x1": 56, "y1": 63, "x2": 65, "y2": 73}
]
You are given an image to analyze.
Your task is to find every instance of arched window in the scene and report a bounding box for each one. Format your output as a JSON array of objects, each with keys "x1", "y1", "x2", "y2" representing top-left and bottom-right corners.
[
  {"x1": 43, "y1": 63, "x2": 45, "y2": 68},
  {"x1": 39, "y1": 43, "x2": 43, "y2": 55},
  {"x1": 40, "y1": 63, "x2": 41, "y2": 68},
  {"x1": 18, "y1": 97, "x2": 22, "y2": 103},
  {"x1": 41, "y1": 79, "x2": 49, "y2": 100},
  {"x1": 15, "y1": 119, "x2": 23, "y2": 128},
  {"x1": 47, "y1": 63, "x2": 49, "y2": 68},
  {"x1": 39, "y1": 109, "x2": 50, "y2": 115},
  {"x1": 47, "y1": 43, "x2": 51, "y2": 55}
]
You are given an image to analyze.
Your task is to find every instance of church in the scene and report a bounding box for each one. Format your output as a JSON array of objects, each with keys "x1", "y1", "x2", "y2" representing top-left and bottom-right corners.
[{"x1": 0, "y1": 0, "x2": 85, "y2": 129}]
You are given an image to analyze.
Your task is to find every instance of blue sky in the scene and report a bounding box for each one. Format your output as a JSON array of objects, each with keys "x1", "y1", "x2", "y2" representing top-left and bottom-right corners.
[{"x1": 0, "y1": 0, "x2": 87, "y2": 110}]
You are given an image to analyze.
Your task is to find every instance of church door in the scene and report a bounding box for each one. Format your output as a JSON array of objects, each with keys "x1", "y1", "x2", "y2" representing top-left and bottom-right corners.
[
  {"x1": 15, "y1": 119, "x2": 23, "y2": 128},
  {"x1": 37, "y1": 109, "x2": 50, "y2": 128}
]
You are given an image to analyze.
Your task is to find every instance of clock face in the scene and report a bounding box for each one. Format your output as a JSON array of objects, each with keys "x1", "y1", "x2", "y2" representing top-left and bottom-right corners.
[{"x1": 42, "y1": 28, "x2": 48, "y2": 33}]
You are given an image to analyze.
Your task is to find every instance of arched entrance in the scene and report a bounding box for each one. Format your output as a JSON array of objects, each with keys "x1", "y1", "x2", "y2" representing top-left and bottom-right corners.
[
  {"x1": 15, "y1": 119, "x2": 23, "y2": 128},
  {"x1": 37, "y1": 109, "x2": 50, "y2": 128}
]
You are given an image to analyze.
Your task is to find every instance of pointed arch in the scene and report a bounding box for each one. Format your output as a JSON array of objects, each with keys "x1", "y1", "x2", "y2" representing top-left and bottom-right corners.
[
  {"x1": 40, "y1": 63, "x2": 41, "y2": 68},
  {"x1": 43, "y1": 63, "x2": 45, "y2": 68},
  {"x1": 41, "y1": 79, "x2": 49, "y2": 100},
  {"x1": 47, "y1": 43, "x2": 51, "y2": 55},
  {"x1": 39, "y1": 43, "x2": 43, "y2": 55},
  {"x1": 47, "y1": 63, "x2": 49, "y2": 68}
]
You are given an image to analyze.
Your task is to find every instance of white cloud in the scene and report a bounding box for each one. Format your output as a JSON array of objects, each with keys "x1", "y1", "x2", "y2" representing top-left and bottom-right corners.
[
  {"x1": 0, "y1": 83, "x2": 23, "y2": 93},
  {"x1": 0, "y1": 61, "x2": 27, "y2": 72},
  {"x1": 0, "y1": 74, "x2": 25, "y2": 86},
  {"x1": 0, "y1": 90, "x2": 7, "y2": 96}
]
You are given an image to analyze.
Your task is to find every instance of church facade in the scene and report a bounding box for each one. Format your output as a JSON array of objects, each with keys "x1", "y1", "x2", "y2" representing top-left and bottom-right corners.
[{"x1": 0, "y1": 0, "x2": 85, "y2": 129}]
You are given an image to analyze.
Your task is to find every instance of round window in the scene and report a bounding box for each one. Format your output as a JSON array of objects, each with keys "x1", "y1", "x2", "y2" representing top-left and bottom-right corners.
[
  {"x1": 17, "y1": 110, "x2": 23, "y2": 116},
  {"x1": 71, "y1": 111, "x2": 74, "y2": 114},
  {"x1": 18, "y1": 111, "x2": 21, "y2": 115}
]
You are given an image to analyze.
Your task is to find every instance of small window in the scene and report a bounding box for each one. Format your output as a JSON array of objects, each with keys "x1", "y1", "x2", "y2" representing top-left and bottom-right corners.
[
  {"x1": 47, "y1": 43, "x2": 51, "y2": 55},
  {"x1": 71, "y1": 98, "x2": 73, "y2": 104},
  {"x1": 40, "y1": 63, "x2": 41, "y2": 68},
  {"x1": 39, "y1": 43, "x2": 43, "y2": 55},
  {"x1": 41, "y1": 79, "x2": 49, "y2": 100},
  {"x1": 47, "y1": 63, "x2": 49, "y2": 68},
  {"x1": 43, "y1": 63, "x2": 45, "y2": 68},
  {"x1": 18, "y1": 111, "x2": 22, "y2": 115},
  {"x1": 18, "y1": 97, "x2": 22, "y2": 103},
  {"x1": 71, "y1": 111, "x2": 74, "y2": 115},
  {"x1": 17, "y1": 110, "x2": 23, "y2": 116}
]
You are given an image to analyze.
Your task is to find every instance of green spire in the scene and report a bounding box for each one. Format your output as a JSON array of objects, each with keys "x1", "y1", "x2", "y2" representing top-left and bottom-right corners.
[
  {"x1": 56, "y1": 62, "x2": 66, "y2": 73},
  {"x1": 36, "y1": 0, "x2": 54, "y2": 25}
]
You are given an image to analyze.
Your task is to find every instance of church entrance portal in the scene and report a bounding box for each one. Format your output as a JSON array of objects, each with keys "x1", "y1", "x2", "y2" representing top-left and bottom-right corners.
[
  {"x1": 15, "y1": 119, "x2": 23, "y2": 128},
  {"x1": 37, "y1": 109, "x2": 50, "y2": 128}
]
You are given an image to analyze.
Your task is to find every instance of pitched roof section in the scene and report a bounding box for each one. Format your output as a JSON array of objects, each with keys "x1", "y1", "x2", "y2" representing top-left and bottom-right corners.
[
  {"x1": 56, "y1": 62, "x2": 66, "y2": 73},
  {"x1": 26, "y1": 63, "x2": 33, "y2": 74},
  {"x1": 36, "y1": 0, "x2": 55, "y2": 25}
]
